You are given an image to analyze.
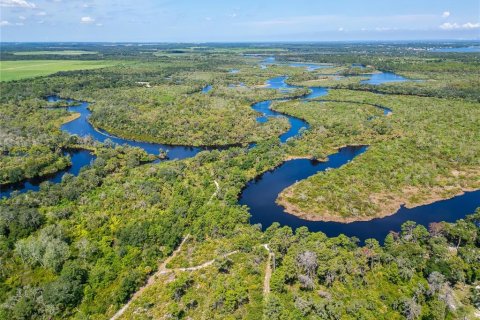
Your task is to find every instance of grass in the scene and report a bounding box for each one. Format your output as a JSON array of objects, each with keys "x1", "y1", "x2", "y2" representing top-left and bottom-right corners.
[
  {"x1": 0, "y1": 60, "x2": 113, "y2": 81},
  {"x1": 12, "y1": 50, "x2": 98, "y2": 55}
]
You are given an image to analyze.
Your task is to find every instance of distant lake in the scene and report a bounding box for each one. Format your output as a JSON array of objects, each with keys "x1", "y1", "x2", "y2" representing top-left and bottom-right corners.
[
  {"x1": 361, "y1": 72, "x2": 408, "y2": 85},
  {"x1": 202, "y1": 85, "x2": 213, "y2": 93},
  {"x1": 430, "y1": 46, "x2": 480, "y2": 53},
  {"x1": 288, "y1": 63, "x2": 333, "y2": 71}
]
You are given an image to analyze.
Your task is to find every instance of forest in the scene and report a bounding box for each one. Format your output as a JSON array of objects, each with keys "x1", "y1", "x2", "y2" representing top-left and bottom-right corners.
[
  {"x1": 276, "y1": 90, "x2": 480, "y2": 221},
  {"x1": 0, "y1": 42, "x2": 479, "y2": 319}
]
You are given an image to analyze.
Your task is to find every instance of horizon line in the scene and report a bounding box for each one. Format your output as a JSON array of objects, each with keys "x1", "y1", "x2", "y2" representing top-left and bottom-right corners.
[{"x1": 1, "y1": 39, "x2": 479, "y2": 44}]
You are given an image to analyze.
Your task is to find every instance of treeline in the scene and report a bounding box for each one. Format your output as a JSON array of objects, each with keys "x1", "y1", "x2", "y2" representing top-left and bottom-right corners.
[
  {"x1": 101, "y1": 213, "x2": 480, "y2": 319},
  {"x1": 263, "y1": 213, "x2": 480, "y2": 319},
  {"x1": 2, "y1": 132, "x2": 478, "y2": 318},
  {"x1": 0, "y1": 55, "x2": 284, "y2": 185},
  {"x1": 279, "y1": 52, "x2": 480, "y2": 101},
  {"x1": 0, "y1": 98, "x2": 73, "y2": 185},
  {"x1": 0, "y1": 139, "x2": 286, "y2": 319},
  {"x1": 1, "y1": 44, "x2": 479, "y2": 319},
  {"x1": 85, "y1": 83, "x2": 294, "y2": 146}
]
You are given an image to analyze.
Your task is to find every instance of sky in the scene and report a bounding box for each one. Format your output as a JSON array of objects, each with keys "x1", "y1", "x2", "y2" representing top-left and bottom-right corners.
[{"x1": 0, "y1": 0, "x2": 479, "y2": 42}]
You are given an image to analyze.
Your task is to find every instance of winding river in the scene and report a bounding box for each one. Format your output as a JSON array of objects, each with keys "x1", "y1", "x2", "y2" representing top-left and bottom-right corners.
[
  {"x1": 241, "y1": 75, "x2": 480, "y2": 242},
  {"x1": 239, "y1": 147, "x2": 480, "y2": 242},
  {"x1": 1, "y1": 149, "x2": 96, "y2": 198},
  {"x1": 361, "y1": 72, "x2": 408, "y2": 85},
  {"x1": 2, "y1": 71, "x2": 479, "y2": 242},
  {"x1": 1, "y1": 96, "x2": 208, "y2": 198}
]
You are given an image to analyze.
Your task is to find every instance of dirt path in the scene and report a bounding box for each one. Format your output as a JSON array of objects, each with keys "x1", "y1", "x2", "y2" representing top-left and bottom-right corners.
[
  {"x1": 110, "y1": 236, "x2": 239, "y2": 320},
  {"x1": 208, "y1": 180, "x2": 220, "y2": 203},
  {"x1": 263, "y1": 244, "x2": 273, "y2": 296},
  {"x1": 177, "y1": 250, "x2": 238, "y2": 272},
  {"x1": 110, "y1": 235, "x2": 191, "y2": 320}
]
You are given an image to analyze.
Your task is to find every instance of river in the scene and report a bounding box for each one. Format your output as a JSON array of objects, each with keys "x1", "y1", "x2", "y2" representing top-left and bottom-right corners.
[{"x1": 2, "y1": 70, "x2": 478, "y2": 243}]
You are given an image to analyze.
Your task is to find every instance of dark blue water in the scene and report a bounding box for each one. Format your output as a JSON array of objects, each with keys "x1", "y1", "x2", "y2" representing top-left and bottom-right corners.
[
  {"x1": 228, "y1": 82, "x2": 246, "y2": 88},
  {"x1": 265, "y1": 76, "x2": 328, "y2": 100},
  {"x1": 0, "y1": 149, "x2": 95, "y2": 198},
  {"x1": 239, "y1": 145, "x2": 480, "y2": 242},
  {"x1": 252, "y1": 100, "x2": 308, "y2": 143},
  {"x1": 1, "y1": 97, "x2": 209, "y2": 198},
  {"x1": 367, "y1": 105, "x2": 392, "y2": 118},
  {"x1": 380, "y1": 106, "x2": 392, "y2": 115},
  {"x1": 52, "y1": 97, "x2": 205, "y2": 159},
  {"x1": 201, "y1": 85, "x2": 213, "y2": 93},
  {"x1": 240, "y1": 73, "x2": 478, "y2": 241},
  {"x1": 305, "y1": 87, "x2": 329, "y2": 100},
  {"x1": 266, "y1": 76, "x2": 297, "y2": 91},
  {"x1": 251, "y1": 76, "x2": 330, "y2": 143},
  {"x1": 3, "y1": 77, "x2": 317, "y2": 198},
  {"x1": 430, "y1": 46, "x2": 480, "y2": 53},
  {"x1": 361, "y1": 72, "x2": 408, "y2": 85},
  {"x1": 257, "y1": 57, "x2": 275, "y2": 69},
  {"x1": 5, "y1": 76, "x2": 479, "y2": 241},
  {"x1": 264, "y1": 57, "x2": 412, "y2": 86}
]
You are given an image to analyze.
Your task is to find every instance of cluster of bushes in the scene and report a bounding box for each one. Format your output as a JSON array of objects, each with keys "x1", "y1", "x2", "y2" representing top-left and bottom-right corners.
[
  {"x1": 263, "y1": 212, "x2": 480, "y2": 319},
  {"x1": 0, "y1": 139, "x2": 286, "y2": 319}
]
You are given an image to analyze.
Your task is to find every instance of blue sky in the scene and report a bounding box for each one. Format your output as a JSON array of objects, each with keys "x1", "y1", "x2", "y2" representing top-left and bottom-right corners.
[{"x1": 1, "y1": 0, "x2": 479, "y2": 42}]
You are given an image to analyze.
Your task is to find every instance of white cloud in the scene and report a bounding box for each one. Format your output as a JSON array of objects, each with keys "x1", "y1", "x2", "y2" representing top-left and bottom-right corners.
[
  {"x1": 338, "y1": 27, "x2": 344, "y2": 32},
  {"x1": 18, "y1": 15, "x2": 26, "y2": 20},
  {"x1": 80, "y1": 16, "x2": 95, "y2": 24},
  {"x1": 0, "y1": 20, "x2": 12, "y2": 26},
  {"x1": 0, "y1": 0, "x2": 36, "y2": 8},
  {"x1": 462, "y1": 22, "x2": 480, "y2": 29},
  {"x1": 440, "y1": 22, "x2": 480, "y2": 30},
  {"x1": 441, "y1": 11, "x2": 450, "y2": 18},
  {"x1": 36, "y1": 11, "x2": 46, "y2": 16},
  {"x1": 440, "y1": 23, "x2": 458, "y2": 30}
]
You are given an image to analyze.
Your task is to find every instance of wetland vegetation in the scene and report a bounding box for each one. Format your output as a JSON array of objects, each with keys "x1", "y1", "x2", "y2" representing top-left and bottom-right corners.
[{"x1": 0, "y1": 41, "x2": 479, "y2": 319}]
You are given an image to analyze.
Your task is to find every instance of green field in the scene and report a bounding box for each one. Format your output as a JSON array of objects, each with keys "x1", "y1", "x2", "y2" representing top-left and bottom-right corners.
[
  {"x1": 13, "y1": 50, "x2": 98, "y2": 55},
  {"x1": 0, "y1": 60, "x2": 113, "y2": 81}
]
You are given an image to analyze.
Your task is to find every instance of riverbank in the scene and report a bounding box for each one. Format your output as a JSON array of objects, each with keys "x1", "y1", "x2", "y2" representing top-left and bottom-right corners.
[{"x1": 277, "y1": 183, "x2": 480, "y2": 223}]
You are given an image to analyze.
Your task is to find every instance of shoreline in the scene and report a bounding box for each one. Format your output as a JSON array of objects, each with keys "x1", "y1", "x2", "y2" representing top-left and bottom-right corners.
[
  {"x1": 277, "y1": 185, "x2": 480, "y2": 224},
  {"x1": 60, "y1": 112, "x2": 81, "y2": 125}
]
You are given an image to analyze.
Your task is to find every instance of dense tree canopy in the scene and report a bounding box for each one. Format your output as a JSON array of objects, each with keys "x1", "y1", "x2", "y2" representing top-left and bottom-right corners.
[{"x1": 0, "y1": 42, "x2": 478, "y2": 319}]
